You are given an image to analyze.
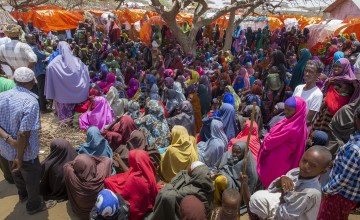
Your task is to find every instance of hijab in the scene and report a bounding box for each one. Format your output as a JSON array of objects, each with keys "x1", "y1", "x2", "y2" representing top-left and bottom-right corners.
[
  {"x1": 106, "y1": 86, "x2": 128, "y2": 117},
  {"x1": 102, "y1": 115, "x2": 138, "y2": 151},
  {"x1": 126, "y1": 78, "x2": 140, "y2": 99},
  {"x1": 79, "y1": 96, "x2": 115, "y2": 131},
  {"x1": 149, "y1": 84, "x2": 161, "y2": 101},
  {"x1": 219, "y1": 103, "x2": 238, "y2": 141},
  {"x1": 160, "y1": 126, "x2": 198, "y2": 182},
  {"x1": 289, "y1": 48, "x2": 312, "y2": 90},
  {"x1": 64, "y1": 154, "x2": 112, "y2": 219},
  {"x1": 77, "y1": 126, "x2": 113, "y2": 158},
  {"x1": 198, "y1": 120, "x2": 228, "y2": 169},
  {"x1": 226, "y1": 85, "x2": 241, "y2": 111},
  {"x1": 167, "y1": 101, "x2": 196, "y2": 136},
  {"x1": 40, "y1": 139, "x2": 78, "y2": 201},
  {"x1": 104, "y1": 150, "x2": 158, "y2": 220},
  {"x1": 198, "y1": 84, "x2": 211, "y2": 115}
]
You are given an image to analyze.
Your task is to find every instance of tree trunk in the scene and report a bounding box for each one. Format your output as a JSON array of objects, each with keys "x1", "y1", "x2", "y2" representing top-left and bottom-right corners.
[
  {"x1": 224, "y1": 0, "x2": 236, "y2": 51},
  {"x1": 165, "y1": 17, "x2": 198, "y2": 54}
]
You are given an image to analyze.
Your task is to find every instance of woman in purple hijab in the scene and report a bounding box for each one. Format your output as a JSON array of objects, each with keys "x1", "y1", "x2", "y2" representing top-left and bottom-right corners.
[
  {"x1": 79, "y1": 96, "x2": 115, "y2": 131},
  {"x1": 45, "y1": 41, "x2": 90, "y2": 125},
  {"x1": 126, "y1": 78, "x2": 140, "y2": 99}
]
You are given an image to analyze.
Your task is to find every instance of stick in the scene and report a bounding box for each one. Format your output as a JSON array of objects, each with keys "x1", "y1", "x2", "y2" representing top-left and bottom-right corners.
[
  {"x1": 238, "y1": 102, "x2": 257, "y2": 212},
  {"x1": 243, "y1": 101, "x2": 257, "y2": 174}
]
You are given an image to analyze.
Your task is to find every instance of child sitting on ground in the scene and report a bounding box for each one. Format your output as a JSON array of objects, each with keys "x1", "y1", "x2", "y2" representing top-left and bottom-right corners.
[
  {"x1": 210, "y1": 188, "x2": 241, "y2": 220},
  {"x1": 241, "y1": 146, "x2": 332, "y2": 220}
]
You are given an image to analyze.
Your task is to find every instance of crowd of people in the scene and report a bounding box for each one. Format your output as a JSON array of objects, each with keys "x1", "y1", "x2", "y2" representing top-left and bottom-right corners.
[{"x1": 0, "y1": 15, "x2": 359, "y2": 220}]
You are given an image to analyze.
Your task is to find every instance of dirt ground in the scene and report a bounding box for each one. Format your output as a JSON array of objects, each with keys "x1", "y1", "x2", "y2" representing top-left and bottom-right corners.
[{"x1": 0, "y1": 113, "x2": 359, "y2": 220}]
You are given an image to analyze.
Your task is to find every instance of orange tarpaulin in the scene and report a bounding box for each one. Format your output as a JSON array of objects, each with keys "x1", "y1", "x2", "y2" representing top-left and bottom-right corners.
[
  {"x1": 139, "y1": 16, "x2": 167, "y2": 46},
  {"x1": 11, "y1": 8, "x2": 84, "y2": 32},
  {"x1": 113, "y1": 8, "x2": 157, "y2": 25},
  {"x1": 335, "y1": 22, "x2": 360, "y2": 40}
]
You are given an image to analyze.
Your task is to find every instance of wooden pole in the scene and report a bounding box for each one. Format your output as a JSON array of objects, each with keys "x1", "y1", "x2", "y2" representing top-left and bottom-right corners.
[{"x1": 242, "y1": 102, "x2": 257, "y2": 174}]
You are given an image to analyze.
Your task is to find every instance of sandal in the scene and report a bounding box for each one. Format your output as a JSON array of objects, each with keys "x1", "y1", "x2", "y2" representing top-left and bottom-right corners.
[{"x1": 27, "y1": 200, "x2": 57, "y2": 215}]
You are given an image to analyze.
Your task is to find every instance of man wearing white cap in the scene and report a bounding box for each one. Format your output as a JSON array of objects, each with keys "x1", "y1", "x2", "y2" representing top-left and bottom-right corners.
[{"x1": 0, "y1": 67, "x2": 55, "y2": 214}]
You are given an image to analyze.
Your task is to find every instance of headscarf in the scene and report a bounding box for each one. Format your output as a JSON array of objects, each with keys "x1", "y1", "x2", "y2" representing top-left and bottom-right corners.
[
  {"x1": 40, "y1": 139, "x2": 78, "y2": 201},
  {"x1": 228, "y1": 120, "x2": 260, "y2": 161},
  {"x1": 106, "y1": 86, "x2": 128, "y2": 117},
  {"x1": 45, "y1": 41, "x2": 90, "y2": 104},
  {"x1": 79, "y1": 96, "x2": 115, "y2": 131},
  {"x1": 223, "y1": 93, "x2": 235, "y2": 108},
  {"x1": 198, "y1": 120, "x2": 228, "y2": 169},
  {"x1": 226, "y1": 85, "x2": 241, "y2": 111},
  {"x1": 328, "y1": 58, "x2": 356, "y2": 78},
  {"x1": 104, "y1": 150, "x2": 158, "y2": 220},
  {"x1": 167, "y1": 101, "x2": 196, "y2": 136},
  {"x1": 198, "y1": 84, "x2": 211, "y2": 115},
  {"x1": 135, "y1": 100, "x2": 170, "y2": 151},
  {"x1": 126, "y1": 100, "x2": 141, "y2": 120},
  {"x1": 94, "y1": 189, "x2": 129, "y2": 219},
  {"x1": 150, "y1": 165, "x2": 214, "y2": 219},
  {"x1": 289, "y1": 48, "x2": 312, "y2": 90},
  {"x1": 237, "y1": 67, "x2": 250, "y2": 89},
  {"x1": 180, "y1": 195, "x2": 206, "y2": 220},
  {"x1": 146, "y1": 74, "x2": 157, "y2": 88},
  {"x1": 102, "y1": 115, "x2": 137, "y2": 151},
  {"x1": 219, "y1": 103, "x2": 238, "y2": 141},
  {"x1": 77, "y1": 126, "x2": 113, "y2": 158},
  {"x1": 188, "y1": 92, "x2": 203, "y2": 133},
  {"x1": 165, "y1": 89, "x2": 180, "y2": 114},
  {"x1": 257, "y1": 97, "x2": 308, "y2": 188},
  {"x1": 199, "y1": 75, "x2": 212, "y2": 99},
  {"x1": 160, "y1": 126, "x2": 198, "y2": 182},
  {"x1": 97, "y1": 73, "x2": 116, "y2": 93},
  {"x1": 64, "y1": 154, "x2": 112, "y2": 219},
  {"x1": 164, "y1": 77, "x2": 174, "y2": 89},
  {"x1": 233, "y1": 75, "x2": 245, "y2": 93},
  {"x1": 173, "y1": 82, "x2": 186, "y2": 102},
  {"x1": 115, "y1": 130, "x2": 161, "y2": 169},
  {"x1": 170, "y1": 56, "x2": 184, "y2": 72},
  {"x1": 126, "y1": 78, "x2": 140, "y2": 99},
  {"x1": 334, "y1": 51, "x2": 344, "y2": 62},
  {"x1": 186, "y1": 70, "x2": 200, "y2": 85},
  {"x1": 217, "y1": 141, "x2": 258, "y2": 193},
  {"x1": 149, "y1": 84, "x2": 161, "y2": 101}
]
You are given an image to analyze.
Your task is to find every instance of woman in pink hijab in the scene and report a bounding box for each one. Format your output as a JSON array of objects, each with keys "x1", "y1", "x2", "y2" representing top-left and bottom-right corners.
[
  {"x1": 79, "y1": 96, "x2": 115, "y2": 131},
  {"x1": 257, "y1": 96, "x2": 308, "y2": 188},
  {"x1": 233, "y1": 65, "x2": 250, "y2": 89},
  {"x1": 97, "y1": 73, "x2": 116, "y2": 94}
]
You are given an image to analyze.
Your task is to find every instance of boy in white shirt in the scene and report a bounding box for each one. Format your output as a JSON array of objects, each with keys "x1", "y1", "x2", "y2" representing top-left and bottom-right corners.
[{"x1": 293, "y1": 60, "x2": 324, "y2": 126}]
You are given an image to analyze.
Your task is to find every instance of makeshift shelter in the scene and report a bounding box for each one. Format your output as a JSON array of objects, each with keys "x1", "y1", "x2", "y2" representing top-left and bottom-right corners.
[
  {"x1": 0, "y1": 11, "x2": 17, "y2": 27},
  {"x1": 139, "y1": 16, "x2": 166, "y2": 46},
  {"x1": 11, "y1": 6, "x2": 84, "y2": 32},
  {"x1": 324, "y1": 0, "x2": 360, "y2": 20}
]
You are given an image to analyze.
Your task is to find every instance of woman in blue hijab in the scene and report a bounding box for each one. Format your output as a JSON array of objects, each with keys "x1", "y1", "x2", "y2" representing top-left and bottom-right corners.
[
  {"x1": 77, "y1": 126, "x2": 113, "y2": 158},
  {"x1": 289, "y1": 48, "x2": 312, "y2": 90}
]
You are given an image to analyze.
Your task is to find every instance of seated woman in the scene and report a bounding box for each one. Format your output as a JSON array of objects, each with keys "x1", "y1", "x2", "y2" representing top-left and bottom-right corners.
[
  {"x1": 115, "y1": 130, "x2": 161, "y2": 170},
  {"x1": 102, "y1": 115, "x2": 137, "y2": 151},
  {"x1": 160, "y1": 126, "x2": 198, "y2": 182},
  {"x1": 165, "y1": 89, "x2": 180, "y2": 116},
  {"x1": 149, "y1": 162, "x2": 214, "y2": 220},
  {"x1": 64, "y1": 154, "x2": 112, "y2": 219},
  {"x1": 126, "y1": 78, "x2": 141, "y2": 100},
  {"x1": 228, "y1": 120, "x2": 260, "y2": 161},
  {"x1": 40, "y1": 139, "x2": 77, "y2": 201},
  {"x1": 167, "y1": 101, "x2": 196, "y2": 136},
  {"x1": 225, "y1": 85, "x2": 241, "y2": 111},
  {"x1": 77, "y1": 126, "x2": 113, "y2": 158},
  {"x1": 313, "y1": 80, "x2": 357, "y2": 133},
  {"x1": 97, "y1": 73, "x2": 116, "y2": 94},
  {"x1": 79, "y1": 96, "x2": 115, "y2": 131},
  {"x1": 198, "y1": 120, "x2": 228, "y2": 170},
  {"x1": 89, "y1": 189, "x2": 130, "y2": 220},
  {"x1": 104, "y1": 150, "x2": 158, "y2": 220},
  {"x1": 261, "y1": 102, "x2": 285, "y2": 137},
  {"x1": 219, "y1": 103, "x2": 238, "y2": 141},
  {"x1": 106, "y1": 86, "x2": 128, "y2": 117},
  {"x1": 213, "y1": 141, "x2": 258, "y2": 205},
  {"x1": 257, "y1": 97, "x2": 307, "y2": 188},
  {"x1": 74, "y1": 88, "x2": 101, "y2": 114},
  {"x1": 135, "y1": 100, "x2": 170, "y2": 152}
]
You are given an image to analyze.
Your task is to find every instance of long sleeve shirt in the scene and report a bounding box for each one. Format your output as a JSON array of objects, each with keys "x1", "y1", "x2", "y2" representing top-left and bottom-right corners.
[{"x1": 323, "y1": 131, "x2": 360, "y2": 202}]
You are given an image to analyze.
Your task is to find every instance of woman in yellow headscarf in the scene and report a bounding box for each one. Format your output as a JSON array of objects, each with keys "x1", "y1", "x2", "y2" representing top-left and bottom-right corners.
[
  {"x1": 225, "y1": 85, "x2": 241, "y2": 111},
  {"x1": 224, "y1": 50, "x2": 234, "y2": 63},
  {"x1": 160, "y1": 125, "x2": 198, "y2": 182},
  {"x1": 185, "y1": 69, "x2": 200, "y2": 86}
]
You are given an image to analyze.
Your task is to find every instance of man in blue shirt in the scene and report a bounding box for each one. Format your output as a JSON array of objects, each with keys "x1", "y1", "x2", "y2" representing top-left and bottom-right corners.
[
  {"x1": 318, "y1": 106, "x2": 360, "y2": 219},
  {"x1": 0, "y1": 67, "x2": 55, "y2": 214},
  {"x1": 26, "y1": 34, "x2": 49, "y2": 113}
]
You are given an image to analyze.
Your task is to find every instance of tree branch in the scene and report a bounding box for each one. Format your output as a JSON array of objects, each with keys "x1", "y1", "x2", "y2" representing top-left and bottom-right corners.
[
  {"x1": 196, "y1": 0, "x2": 265, "y2": 28},
  {"x1": 193, "y1": 0, "x2": 208, "y2": 23},
  {"x1": 234, "y1": 3, "x2": 262, "y2": 27}
]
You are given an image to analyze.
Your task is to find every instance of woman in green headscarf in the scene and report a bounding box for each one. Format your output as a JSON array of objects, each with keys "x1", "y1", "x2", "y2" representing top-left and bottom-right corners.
[
  {"x1": 151, "y1": 25, "x2": 162, "y2": 47},
  {"x1": 289, "y1": 48, "x2": 312, "y2": 90},
  {"x1": 182, "y1": 21, "x2": 191, "y2": 36}
]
